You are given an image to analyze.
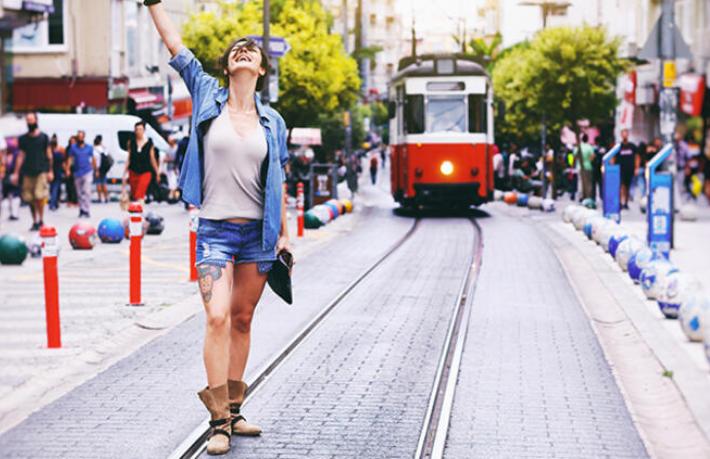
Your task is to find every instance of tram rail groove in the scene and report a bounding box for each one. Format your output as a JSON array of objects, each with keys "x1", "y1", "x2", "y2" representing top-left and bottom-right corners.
[
  {"x1": 415, "y1": 217, "x2": 483, "y2": 459},
  {"x1": 168, "y1": 218, "x2": 421, "y2": 459}
]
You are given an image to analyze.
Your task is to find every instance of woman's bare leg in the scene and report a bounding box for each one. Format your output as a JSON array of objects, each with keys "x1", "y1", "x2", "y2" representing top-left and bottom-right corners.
[
  {"x1": 228, "y1": 263, "x2": 269, "y2": 381},
  {"x1": 198, "y1": 263, "x2": 234, "y2": 388}
]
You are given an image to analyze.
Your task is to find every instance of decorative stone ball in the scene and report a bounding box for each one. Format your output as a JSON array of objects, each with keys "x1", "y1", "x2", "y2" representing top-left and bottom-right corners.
[{"x1": 679, "y1": 294, "x2": 710, "y2": 342}]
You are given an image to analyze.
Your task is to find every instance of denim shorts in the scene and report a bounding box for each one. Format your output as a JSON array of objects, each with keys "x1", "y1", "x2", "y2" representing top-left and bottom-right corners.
[{"x1": 196, "y1": 218, "x2": 276, "y2": 274}]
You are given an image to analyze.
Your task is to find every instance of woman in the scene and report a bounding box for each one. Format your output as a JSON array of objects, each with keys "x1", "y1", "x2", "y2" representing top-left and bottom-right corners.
[
  {"x1": 63, "y1": 136, "x2": 78, "y2": 207},
  {"x1": 94, "y1": 135, "x2": 110, "y2": 203},
  {"x1": 146, "y1": 1, "x2": 291, "y2": 455},
  {"x1": 122, "y1": 121, "x2": 159, "y2": 203},
  {"x1": 48, "y1": 135, "x2": 64, "y2": 211}
]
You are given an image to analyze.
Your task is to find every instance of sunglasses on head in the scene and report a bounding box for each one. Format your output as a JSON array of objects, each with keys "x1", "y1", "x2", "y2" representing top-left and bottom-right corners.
[{"x1": 232, "y1": 39, "x2": 258, "y2": 52}]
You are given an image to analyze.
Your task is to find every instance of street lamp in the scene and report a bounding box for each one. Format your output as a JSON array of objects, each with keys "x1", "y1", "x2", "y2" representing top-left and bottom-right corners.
[{"x1": 518, "y1": 0, "x2": 571, "y2": 29}]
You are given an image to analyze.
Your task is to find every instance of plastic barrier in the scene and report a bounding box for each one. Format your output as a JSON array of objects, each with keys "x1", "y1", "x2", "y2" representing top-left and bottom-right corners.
[
  {"x1": 646, "y1": 144, "x2": 673, "y2": 258},
  {"x1": 40, "y1": 226, "x2": 61, "y2": 348},
  {"x1": 128, "y1": 203, "x2": 143, "y2": 306},
  {"x1": 297, "y1": 182, "x2": 305, "y2": 237},
  {"x1": 189, "y1": 208, "x2": 198, "y2": 282}
]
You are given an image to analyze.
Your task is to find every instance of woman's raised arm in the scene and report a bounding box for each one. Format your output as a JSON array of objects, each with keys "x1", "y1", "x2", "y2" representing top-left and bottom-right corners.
[{"x1": 145, "y1": 1, "x2": 182, "y2": 57}]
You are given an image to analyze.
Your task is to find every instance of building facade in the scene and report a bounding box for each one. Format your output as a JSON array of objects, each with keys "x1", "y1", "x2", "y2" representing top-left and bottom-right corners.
[{"x1": 8, "y1": 0, "x2": 196, "y2": 128}]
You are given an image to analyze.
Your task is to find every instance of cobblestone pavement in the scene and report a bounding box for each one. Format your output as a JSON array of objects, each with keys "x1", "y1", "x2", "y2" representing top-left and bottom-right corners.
[
  {"x1": 0, "y1": 186, "x2": 414, "y2": 458},
  {"x1": 214, "y1": 216, "x2": 475, "y2": 459},
  {"x1": 444, "y1": 208, "x2": 648, "y2": 458}
]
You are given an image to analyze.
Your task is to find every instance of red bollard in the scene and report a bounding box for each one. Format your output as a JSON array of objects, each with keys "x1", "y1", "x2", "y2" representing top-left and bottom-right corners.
[
  {"x1": 189, "y1": 207, "x2": 198, "y2": 282},
  {"x1": 297, "y1": 182, "x2": 304, "y2": 238},
  {"x1": 40, "y1": 226, "x2": 61, "y2": 348},
  {"x1": 128, "y1": 202, "x2": 143, "y2": 305}
]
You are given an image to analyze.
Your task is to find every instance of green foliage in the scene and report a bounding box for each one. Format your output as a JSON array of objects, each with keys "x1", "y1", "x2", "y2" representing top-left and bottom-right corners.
[
  {"x1": 467, "y1": 33, "x2": 503, "y2": 72},
  {"x1": 493, "y1": 26, "x2": 629, "y2": 147},
  {"x1": 182, "y1": 0, "x2": 361, "y2": 130}
]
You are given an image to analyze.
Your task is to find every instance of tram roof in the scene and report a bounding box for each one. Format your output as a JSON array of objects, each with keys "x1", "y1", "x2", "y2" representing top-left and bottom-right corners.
[{"x1": 391, "y1": 54, "x2": 489, "y2": 83}]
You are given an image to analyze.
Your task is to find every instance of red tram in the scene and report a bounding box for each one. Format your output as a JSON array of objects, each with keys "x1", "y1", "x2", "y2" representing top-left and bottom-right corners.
[{"x1": 387, "y1": 54, "x2": 495, "y2": 208}]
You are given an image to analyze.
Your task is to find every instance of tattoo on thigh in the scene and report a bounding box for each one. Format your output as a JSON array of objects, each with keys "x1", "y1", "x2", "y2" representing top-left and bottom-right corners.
[{"x1": 197, "y1": 265, "x2": 223, "y2": 303}]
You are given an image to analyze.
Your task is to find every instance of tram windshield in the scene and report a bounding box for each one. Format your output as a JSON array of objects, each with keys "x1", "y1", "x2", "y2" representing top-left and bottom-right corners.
[{"x1": 426, "y1": 96, "x2": 466, "y2": 133}]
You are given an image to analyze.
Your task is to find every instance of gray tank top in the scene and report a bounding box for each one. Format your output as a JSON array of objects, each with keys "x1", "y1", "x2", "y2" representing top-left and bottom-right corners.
[{"x1": 200, "y1": 107, "x2": 268, "y2": 220}]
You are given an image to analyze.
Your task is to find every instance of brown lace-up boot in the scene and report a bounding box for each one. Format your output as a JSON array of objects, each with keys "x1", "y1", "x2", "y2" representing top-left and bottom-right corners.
[
  {"x1": 228, "y1": 380, "x2": 262, "y2": 436},
  {"x1": 197, "y1": 384, "x2": 232, "y2": 455}
]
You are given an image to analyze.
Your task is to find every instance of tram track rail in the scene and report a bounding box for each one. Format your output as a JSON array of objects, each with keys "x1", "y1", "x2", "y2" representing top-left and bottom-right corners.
[
  {"x1": 167, "y1": 217, "x2": 422, "y2": 459},
  {"x1": 415, "y1": 217, "x2": 484, "y2": 459}
]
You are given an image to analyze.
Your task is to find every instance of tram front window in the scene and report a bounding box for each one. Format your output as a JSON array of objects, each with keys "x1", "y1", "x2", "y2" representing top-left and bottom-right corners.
[{"x1": 426, "y1": 96, "x2": 466, "y2": 133}]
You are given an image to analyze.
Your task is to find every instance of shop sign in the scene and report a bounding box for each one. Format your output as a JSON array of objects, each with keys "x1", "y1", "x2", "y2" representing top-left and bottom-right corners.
[{"x1": 678, "y1": 74, "x2": 705, "y2": 117}]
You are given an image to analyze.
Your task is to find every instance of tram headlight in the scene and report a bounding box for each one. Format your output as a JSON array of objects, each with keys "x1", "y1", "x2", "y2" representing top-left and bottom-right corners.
[{"x1": 440, "y1": 161, "x2": 454, "y2": 176}]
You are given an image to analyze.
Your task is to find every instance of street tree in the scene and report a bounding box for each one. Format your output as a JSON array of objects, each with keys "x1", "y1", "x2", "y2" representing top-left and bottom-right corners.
[
  {"x1": 467, "y1": 32, "x2": 503, "y2": 72},
  {"x1": 493, "y1": 26, "x2": 628, "y2": 190},
  {"x1": 182, "y1": 0, "x2": 360, "y2": 131}
]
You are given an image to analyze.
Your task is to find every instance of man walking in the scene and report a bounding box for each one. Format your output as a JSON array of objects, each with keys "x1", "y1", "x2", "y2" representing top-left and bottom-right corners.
[
  {"x1": 369, "y1": 153, "x2": 379, "y2": 185},
  {"x1": 576, "y1": 133, "x2": 595, "y2": 201},
  {"x1": 618, "y1": 129, "x2": 636, "y2": 209},
  {"x1": 11, "y1": 113, "x2": 53, "y2": 231},
  {"x1": 68, "y1": 130, "x2": 97, "y2": 218}
]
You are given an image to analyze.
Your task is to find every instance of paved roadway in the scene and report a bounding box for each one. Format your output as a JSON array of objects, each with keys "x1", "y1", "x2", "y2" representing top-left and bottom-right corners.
[{"x1": 0, "y1": 167, "x2": 650, "y2": 458}]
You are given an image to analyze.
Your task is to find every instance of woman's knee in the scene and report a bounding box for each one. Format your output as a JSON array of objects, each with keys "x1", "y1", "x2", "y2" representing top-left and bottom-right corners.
[
  {"x1": 206, "y1": 309, "x2": 230, "y2": 331},
  {"x1": 231, "y1": 308, "x2": 255, "y2": 334}
]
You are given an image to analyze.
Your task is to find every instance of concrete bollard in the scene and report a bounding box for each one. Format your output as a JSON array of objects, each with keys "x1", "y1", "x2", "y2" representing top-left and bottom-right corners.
[{"x1": 40, "y1": 226, "x2": 61, "y2": 348}]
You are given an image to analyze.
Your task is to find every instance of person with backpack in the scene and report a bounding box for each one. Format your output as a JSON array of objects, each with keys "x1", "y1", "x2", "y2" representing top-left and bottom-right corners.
[
  {"x1": 94, "y1": 135, "x2": 112, "y2": 203},
  {"x1": 67, "y1": 130, "x2": 97, "y2": 218}
]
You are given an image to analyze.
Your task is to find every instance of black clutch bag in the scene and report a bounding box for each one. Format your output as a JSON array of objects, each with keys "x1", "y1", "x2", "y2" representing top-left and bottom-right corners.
[{"x1": 268, "y1": 250, "x2": 293, "y2": 304}]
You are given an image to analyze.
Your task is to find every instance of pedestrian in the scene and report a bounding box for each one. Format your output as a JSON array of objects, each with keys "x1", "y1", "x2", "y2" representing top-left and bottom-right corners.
[
  {"x1": 346, "y1": 152, "x2": 359, "y2": 198},
  {"x1": 48, "y1": 135, "x2": 65, "y2": 211},
  {"x1": 369, "y1": 153, "x2": 379, "y2": 185},
  {"x1": 564, "y1": 145, "x2": 578, "y2": 200},
  {"x1": 592, "y1": 137, "x2": 604, "y2": 201},
  {"x1": 576, "y1": 134, "x2": 595, "y2": 201},
  {"x1": 0, "y1": 136, "x2": 5, "y2": 221},
  {"x1": 122, "y1": 121, "x2": 159, "y2": 203},
  {"x1": 95, "y1": 135, "x2": 112, "y2": 204},
  {"x1": 67, "y1": 130, "x2": 97, "y2": 218},
  {"x1": 632, "y1": 140, "x2": 648, "y2": 200},
  {"x1": 379, "y1": 144, "x2": 387, "y2": 167},
  {"x1": 617, "y1": 129, "x2": 636, "y2": 209},
  {"x1": 704, "y1": 138, "x2": 710, "y2": 202},
  {"x1": 63, "y1": 136, "x2": 78, "y2": 207},
  {"x1": 1, "y1": 138, "x2": 21, "y2": 221},
  {"x1": 147, "y1": 2, "x2": 291, "y2": 455},
  {"x1": 11, "y1": 113, "x2": 53, "y2": 231}
]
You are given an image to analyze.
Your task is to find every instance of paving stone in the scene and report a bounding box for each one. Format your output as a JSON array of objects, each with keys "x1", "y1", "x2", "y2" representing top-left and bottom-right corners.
[
  {"x1": 443, "y1": 210, "x2": 648, "y2": 458},
  {"x1": 0, "y1": 206, "x2": 413, "y2": 459},
  {"x1": 214, "y1": 218, "x2": 475, "y2": 459}
]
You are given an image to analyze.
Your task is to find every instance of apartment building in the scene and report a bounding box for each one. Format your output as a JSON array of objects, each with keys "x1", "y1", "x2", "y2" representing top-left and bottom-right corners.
[{"x1": 8, "y1": 0, "x2": 196, "y2": 127}]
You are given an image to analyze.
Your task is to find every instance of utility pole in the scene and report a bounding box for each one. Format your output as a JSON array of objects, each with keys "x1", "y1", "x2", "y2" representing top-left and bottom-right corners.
[
  {"x1": 411, "y1": 16, "x2": 417, "y2": 58},
  {"x1": 343, "y1": 0, "x2": 353, "y2": 158},
  {"x1": 261, "y1": 0, "x2": 270, "y2": 106}
]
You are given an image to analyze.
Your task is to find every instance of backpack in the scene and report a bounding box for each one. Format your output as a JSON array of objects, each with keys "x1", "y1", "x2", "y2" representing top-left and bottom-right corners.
[{"x1": 100, "y1": 151, "x2": 114, "y2": 175}]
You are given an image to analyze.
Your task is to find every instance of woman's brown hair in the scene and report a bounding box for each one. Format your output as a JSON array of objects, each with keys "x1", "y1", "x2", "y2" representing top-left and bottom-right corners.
[{"x1": 219, "y1": 37, "x2": 270, "y2": 91}]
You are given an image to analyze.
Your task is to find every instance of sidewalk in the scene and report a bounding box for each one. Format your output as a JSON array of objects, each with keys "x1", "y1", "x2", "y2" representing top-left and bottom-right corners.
[{"x1": 486, "y1": 198, "x2": 710, "y2": 458}]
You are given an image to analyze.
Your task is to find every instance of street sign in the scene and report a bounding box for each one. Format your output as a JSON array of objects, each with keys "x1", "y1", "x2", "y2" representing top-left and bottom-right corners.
[
  {"x1": 268, "y1": 59, "x2": 279, "y2": 103},
  {"x1": 646, "y1": 144, "x2": 674, "y2": 258},
  {"x1": 602, "y1": 144, "x2": 621, "y2": 223},
  {"x1": 247, "y1": 35, "x2": 291, "y2": 58}
]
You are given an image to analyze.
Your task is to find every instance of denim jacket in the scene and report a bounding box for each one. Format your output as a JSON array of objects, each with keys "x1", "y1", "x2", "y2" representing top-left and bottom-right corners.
[{"x1": 169, "y1": 46, "x2": 288, "y2": 252}]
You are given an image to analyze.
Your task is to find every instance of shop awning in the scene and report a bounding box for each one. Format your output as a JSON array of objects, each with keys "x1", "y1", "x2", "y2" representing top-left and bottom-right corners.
[
  {"x1": 129, "y1": 90, "x2": 161, "y2": 111},
  {"x1": 290, "y1": 127, "x2": 322, "y2": 146},
  {"x1": 678, "y1": 74, "x2": 705, "y2": 117},
  {"x1": 12, "y1": 78, "x2": 108, "y2": 111}
]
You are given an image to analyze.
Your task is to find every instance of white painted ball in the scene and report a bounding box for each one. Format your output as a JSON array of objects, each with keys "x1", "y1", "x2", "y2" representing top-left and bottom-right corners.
[
  {"x1": 640, "y1": 260, "x2": 677, "y2": 300},
  {"x1": 679, "y1": 203, "x2": 698, "y2": 222},
  {"x1": 541, "y1": 198, "x2": 555, "y2": 212},
  {"x1": 679, "y1": 294, "x2": 710, "y2": 342},
  {"x1": 563, "y1": 205, "x2": 579, "y2": 223},
  {"x1": 639, "y1": 196, "x2": 648, "y2": 214},
  {"x1": 527, "y1": 196, "x2": 543, "y2": 209},
  {"x1": 615, "y1": 237, "x2": 644, "y2": 272},
  {"x1": 657, "y1": 272, "x2": 703, "y2": 319}
]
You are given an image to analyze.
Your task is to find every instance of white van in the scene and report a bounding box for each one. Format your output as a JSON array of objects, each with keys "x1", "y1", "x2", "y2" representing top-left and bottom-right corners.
[{"x1": 36, "y1": 113, "x2": 170, "y2": 193}]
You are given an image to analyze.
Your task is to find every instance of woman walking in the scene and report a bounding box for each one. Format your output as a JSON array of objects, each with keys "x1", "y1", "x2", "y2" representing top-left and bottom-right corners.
[
  {"x1": 122, "y1": 121, "x2": 159, "y2": 203},
  {"x1": 146, "y1": 1, "x2": 291, "y2": 455}
]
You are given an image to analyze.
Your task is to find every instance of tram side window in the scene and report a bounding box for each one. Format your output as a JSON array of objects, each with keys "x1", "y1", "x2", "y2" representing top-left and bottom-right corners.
[
  {"x1": 404, "y1": 95, "x2": 425, "y2": 134},
  {"x1": 468, "y1": 94, "x2": 487, "y2": 133}
]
